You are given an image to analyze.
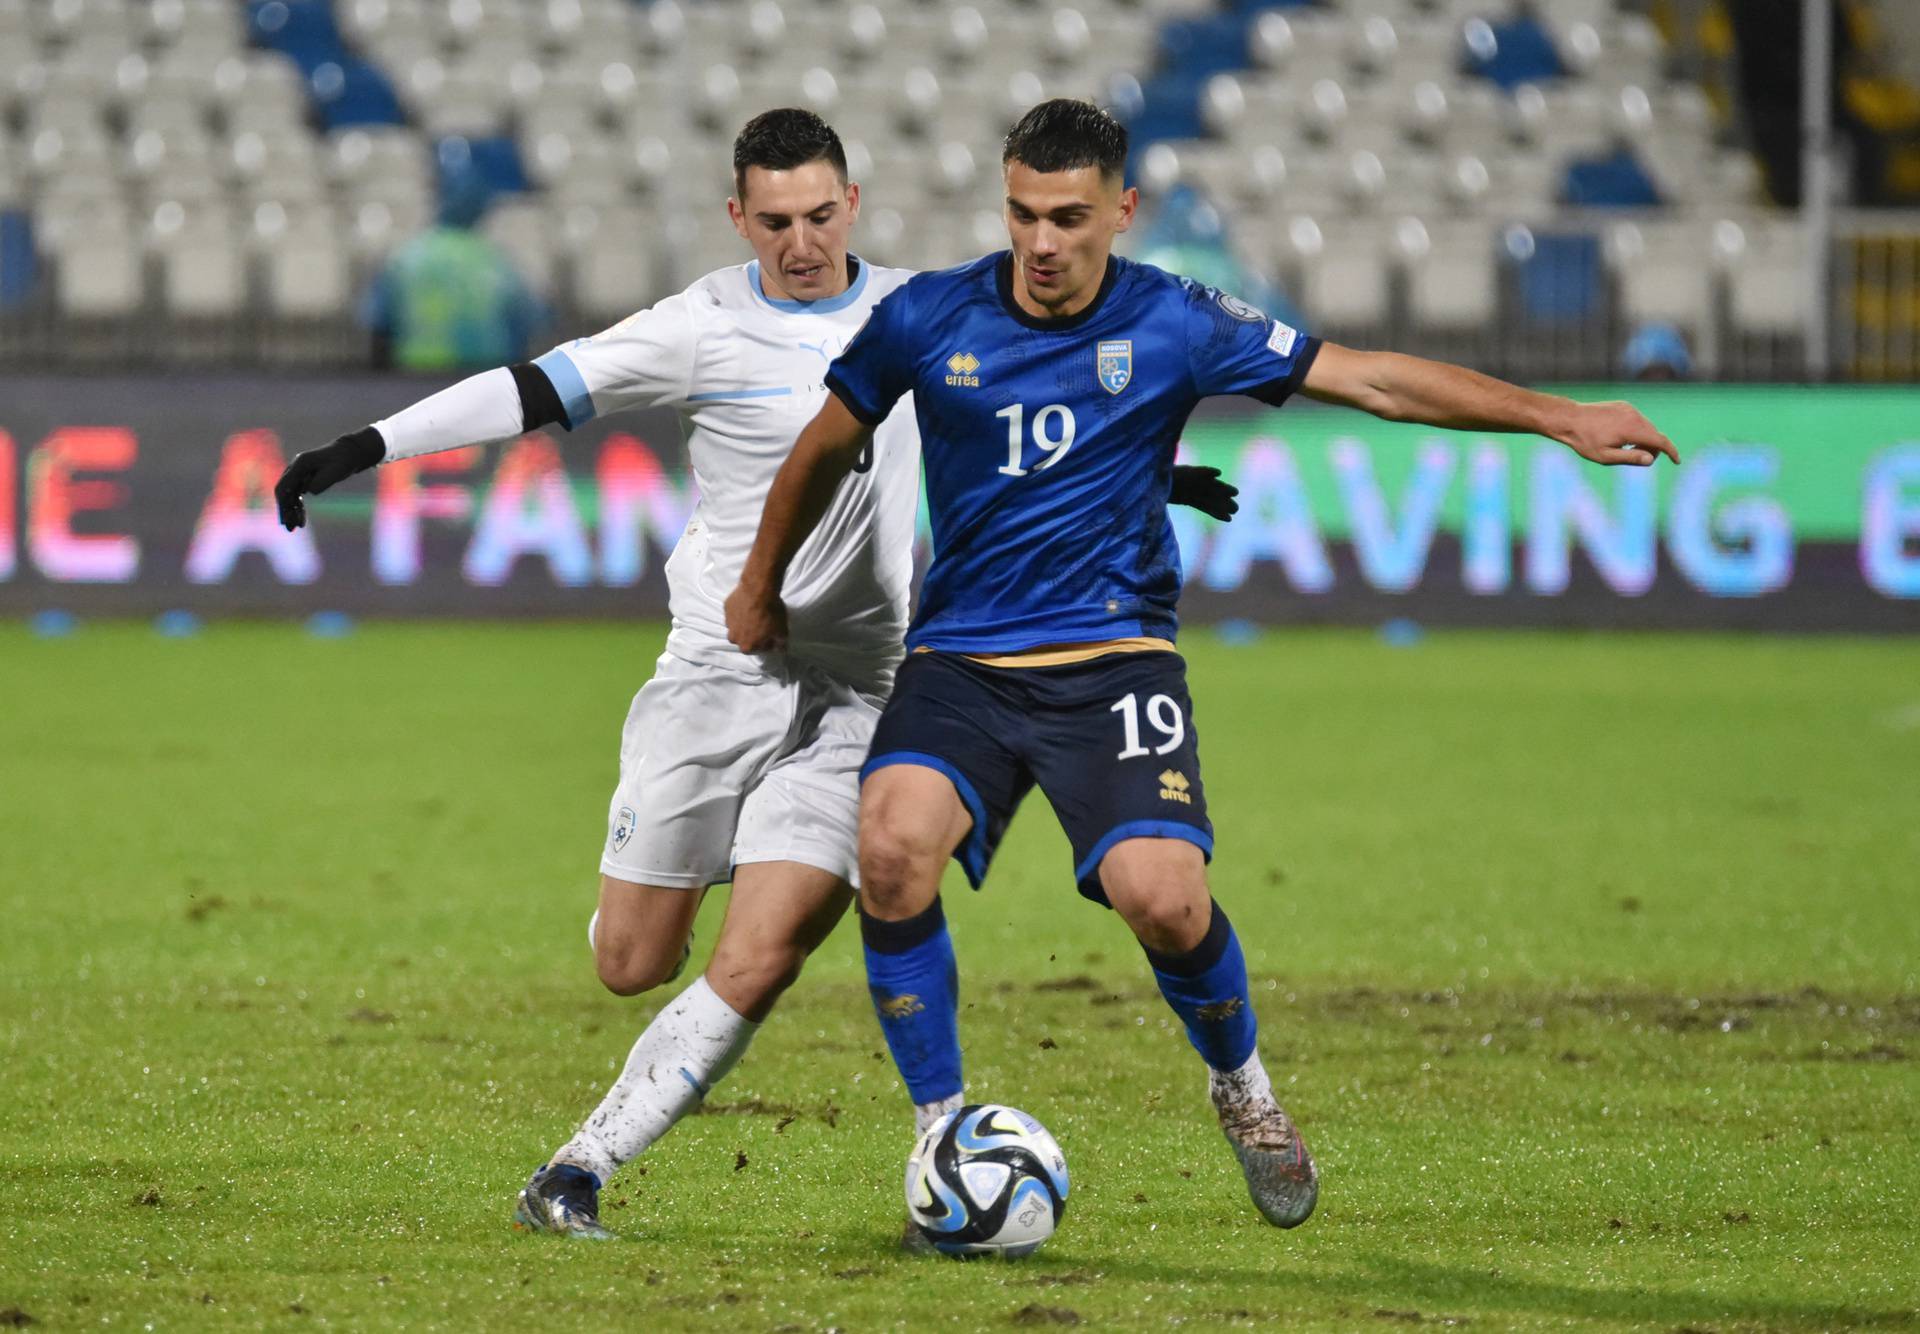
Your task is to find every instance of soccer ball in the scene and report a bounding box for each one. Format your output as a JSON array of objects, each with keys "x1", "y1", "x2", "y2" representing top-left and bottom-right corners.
[{"x1": 904, "y1": 1103, "x2": 1069, "y2": 1257}]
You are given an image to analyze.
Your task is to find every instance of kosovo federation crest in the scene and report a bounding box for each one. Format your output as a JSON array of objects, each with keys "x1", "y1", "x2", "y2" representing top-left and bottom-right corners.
[{"x1": 1096, "y1": 339, "x2": 1132, "y2": 395}]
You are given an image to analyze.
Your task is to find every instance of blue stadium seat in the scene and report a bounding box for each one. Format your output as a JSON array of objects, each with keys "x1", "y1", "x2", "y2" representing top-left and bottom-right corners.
[
  {"x1": 438, "y1": 135, "x2": 531, "y2": 198},
  {"x1": 1511, "y1": 229, "x2": 1602, "y2": 323},
  {"x1": 0, "y1": 209, "x2": 36, "y2": 310},
  {"x1": 1464, "y1": 17, "x2": 1564, "y2": 90},
  {"x1": 1561, "y1": 146, "x2": 1661, "y2": 208},
  {"x1": 312, "y1": 59, "x2": 406, "y2": 130},
  {"x1": 1156, "y1": 14, "x2": 1252, "y2": 82},
  {"x1": 1125, "y1": 73, "x2": 1211, "y2": 151},
  {"x1": 247, "y1": 0, "x2": 347, "y2": 75}
]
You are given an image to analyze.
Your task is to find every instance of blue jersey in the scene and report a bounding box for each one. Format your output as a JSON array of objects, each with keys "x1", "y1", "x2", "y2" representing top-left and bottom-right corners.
[{"x1": 825, "y1": 252, "x2": 1319, "y2": 653}]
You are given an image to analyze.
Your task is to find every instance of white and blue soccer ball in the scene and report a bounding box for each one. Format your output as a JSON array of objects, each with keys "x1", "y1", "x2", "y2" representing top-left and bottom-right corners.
[{"x1": 904, "y1": 1103, "x2": 1069, "y2": 1257}]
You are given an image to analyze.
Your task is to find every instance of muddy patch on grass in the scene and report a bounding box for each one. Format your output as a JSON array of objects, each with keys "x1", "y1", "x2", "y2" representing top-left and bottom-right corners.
[
  {"x1": 697, "y1": 1097, "x2": 842, "y2": 1128},
  {"x1": 185, "y1": 894, "x2": 229, "y2": 922},
  {"x1": 1011, "y1": 1305, "x2": 1081, "y2": 1326},
  {"x1": 1373, "y1": 1311, "x2": 1469, "y2": 1326},
  {"x1": 1032, "y1": 976, "x2": 1100, "y2": 993},
  {"x1": 1288, "y1": 985, "x2": 1918, "y2": 1051},
  {"x1": 0, "y1": 1307, "x2": 33, "y2": 1326}
]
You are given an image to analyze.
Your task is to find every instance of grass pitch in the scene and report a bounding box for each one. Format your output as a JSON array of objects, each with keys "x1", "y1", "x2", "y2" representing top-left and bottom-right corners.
[{"x1": 2, "y1": 621, "x2": 1917, "y2": 1332}]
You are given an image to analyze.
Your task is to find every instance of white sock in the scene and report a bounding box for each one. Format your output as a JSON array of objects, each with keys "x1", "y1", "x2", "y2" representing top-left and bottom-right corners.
[
  {"x1": 1209, "y1": 1049, "x2": 1273, "y2": 1102},
  {"x1": 552, "y1": 975, "x2": 757, "y2": 1182},
  {"x1": 914, "y1": 1092, "x2": 965, "y2": 1136}
]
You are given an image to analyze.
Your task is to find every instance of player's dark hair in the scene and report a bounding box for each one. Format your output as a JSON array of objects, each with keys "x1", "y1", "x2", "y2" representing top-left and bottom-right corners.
[
  {"x1": 1002, "y1": 99, "x2": 1129, "y2": 180},
  {"x1": 732, "y1": 108, "x2": 848, "y2": 199}
]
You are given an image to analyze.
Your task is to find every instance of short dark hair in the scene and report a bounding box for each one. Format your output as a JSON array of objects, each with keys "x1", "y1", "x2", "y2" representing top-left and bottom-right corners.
[
  {"x1": 732, "y1": 108, "x2": 848, "y2": 199},
  {"x1": 1002, "y1": 99, "x2": 1129, "y2": 180}
]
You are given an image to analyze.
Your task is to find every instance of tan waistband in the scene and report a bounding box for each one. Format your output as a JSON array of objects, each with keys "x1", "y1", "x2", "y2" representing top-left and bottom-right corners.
[{"x1": 922, "y1": 637, "x2": 1177, "y2": 668}]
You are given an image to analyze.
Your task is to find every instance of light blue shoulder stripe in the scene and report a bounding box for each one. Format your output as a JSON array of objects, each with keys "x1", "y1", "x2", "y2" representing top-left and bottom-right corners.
[{"x1": 534, "y1": 346, "x2": 596, "y2": 427}]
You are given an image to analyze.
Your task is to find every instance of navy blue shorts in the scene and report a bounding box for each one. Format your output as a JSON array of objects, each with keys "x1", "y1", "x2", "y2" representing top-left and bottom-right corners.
[{"x1": 861, "y1": 650, "x2": 1212, "y2": 904}]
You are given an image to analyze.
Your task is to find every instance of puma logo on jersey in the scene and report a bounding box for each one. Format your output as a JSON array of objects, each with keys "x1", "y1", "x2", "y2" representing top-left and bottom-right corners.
[
  {"x1": 945, "y1": 352, "x2": 981, "y2": 387},
  {"x1": 877, "y1": 993, "x2": 925, "y2": 1019},
  {"x1": 1159, "y1": 770, "x2": 1191, "y2": 803}
]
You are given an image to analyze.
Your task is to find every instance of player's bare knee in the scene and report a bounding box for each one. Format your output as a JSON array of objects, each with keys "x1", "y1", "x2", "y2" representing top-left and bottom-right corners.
[
  {"x1": 713, "y1": 952, "x2": 804, "y2": 1012},
  {"x1": 857, "y1": 828, "x2": 931, "y2": 914},
  {"x1": 595, "y1": 941, "x2": 678, "y2": 997},
  {"x1": 1113, "y1": 889, "x2": 1205, "y2": 954}
]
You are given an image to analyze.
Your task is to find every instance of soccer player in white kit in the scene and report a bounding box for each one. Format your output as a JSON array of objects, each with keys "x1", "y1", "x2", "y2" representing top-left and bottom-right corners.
[{"x1": 275, "y1": 109, "x2": 1238, "y2": 1239}]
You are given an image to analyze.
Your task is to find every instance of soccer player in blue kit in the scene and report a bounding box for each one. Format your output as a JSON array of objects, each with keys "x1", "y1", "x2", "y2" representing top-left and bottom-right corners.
[{"x1": 726, "y1": 100, "x2": 1679, "y2": 1233}]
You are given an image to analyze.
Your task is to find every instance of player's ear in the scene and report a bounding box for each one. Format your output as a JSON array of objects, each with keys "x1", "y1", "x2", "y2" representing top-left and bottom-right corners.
[
  {"x1": 1114, "y1": 185, "x2": 1139, "y2": 234},
  {"x1": 844, "y1": 178, "x2": 860, "y2": 224}
]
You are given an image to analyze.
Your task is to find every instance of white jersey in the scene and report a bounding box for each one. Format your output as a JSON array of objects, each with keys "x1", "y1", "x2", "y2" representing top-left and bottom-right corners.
[{"x1": 534, "y1": 258, "x2": 919, "y2": 691}]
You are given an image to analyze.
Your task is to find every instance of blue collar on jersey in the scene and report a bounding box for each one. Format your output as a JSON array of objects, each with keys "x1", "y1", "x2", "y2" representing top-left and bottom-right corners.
[
  {"x1": 746, "y1": 255, "x2": 869, "y2": 314},
  {"x1": 995, "y1": 252, "x2": 1121, "y2": 331}
]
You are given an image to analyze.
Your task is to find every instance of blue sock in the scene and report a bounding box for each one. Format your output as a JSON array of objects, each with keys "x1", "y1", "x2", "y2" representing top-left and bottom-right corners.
[
  {"x1": 1144, "y1": 899, "x2": 1258, "y2": 1072},
  {"x1": 861, "y1": 899, "x2": 963, "y2": 1104}
]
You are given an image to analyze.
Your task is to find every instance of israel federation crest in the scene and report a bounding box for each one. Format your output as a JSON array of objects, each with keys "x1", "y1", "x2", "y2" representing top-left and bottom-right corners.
[
  {"x1": 1096, "y1": 339, "x2": 1132, "y2": 395},
  {"x1": 611, "y1": 805, "x2": 636, "y2": 854}
]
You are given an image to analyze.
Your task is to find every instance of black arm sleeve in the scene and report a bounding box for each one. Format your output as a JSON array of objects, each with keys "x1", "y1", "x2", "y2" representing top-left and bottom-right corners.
[{"x1": 510, "y1": 361, "x2": 571, "y2": 432}]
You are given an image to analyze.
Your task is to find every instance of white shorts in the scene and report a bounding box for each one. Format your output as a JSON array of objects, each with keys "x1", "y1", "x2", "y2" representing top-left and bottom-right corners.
[{"x1": 599, "y1": 651, "x2": 884, "y2": 889}]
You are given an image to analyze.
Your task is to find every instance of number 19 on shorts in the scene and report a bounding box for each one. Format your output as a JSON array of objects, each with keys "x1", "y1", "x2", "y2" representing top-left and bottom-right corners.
[{"x1": 1110, "y1": 691, "x2": 1185, "y2": 760}]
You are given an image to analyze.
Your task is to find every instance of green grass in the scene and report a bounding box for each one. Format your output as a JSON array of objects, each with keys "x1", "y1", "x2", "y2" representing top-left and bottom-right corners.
[{"x1": 2, "y1": 621, "x2": 1917, "y2": 1331}]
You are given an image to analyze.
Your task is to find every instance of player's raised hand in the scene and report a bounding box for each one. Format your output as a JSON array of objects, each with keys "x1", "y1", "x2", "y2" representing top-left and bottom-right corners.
[
  {"x1": 1170, "y1": 465, "x2": 1238, "y2": 520},
  {"x1": 1556, "y1": 401, "x2": 1680, "y2": 469},
  {"x1": 274, "y1": 426, "x2": 386, "y2": 530},
  {"x1": 725, "y1": 578, "x2": 789, "y2": 654}
]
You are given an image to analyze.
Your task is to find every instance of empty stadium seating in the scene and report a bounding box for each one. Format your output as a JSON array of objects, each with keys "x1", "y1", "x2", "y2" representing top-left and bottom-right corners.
[{"x1": 0, "y1": 0, "x2": 1823, "y2": 377}]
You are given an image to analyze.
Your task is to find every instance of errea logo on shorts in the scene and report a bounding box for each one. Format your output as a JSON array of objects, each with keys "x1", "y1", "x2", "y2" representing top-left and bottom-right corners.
[
  {"x1": 1159, "y1": 770, "x2": 1192, "y2": 804},
  {"x1": 945, "y1": 352, "x2": 981, "y2": 387}
]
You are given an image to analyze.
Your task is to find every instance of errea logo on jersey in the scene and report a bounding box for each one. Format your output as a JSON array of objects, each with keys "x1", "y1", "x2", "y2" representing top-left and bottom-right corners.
[{"x1": 945, "y1": 352, "x2": 981, "y2": 387}]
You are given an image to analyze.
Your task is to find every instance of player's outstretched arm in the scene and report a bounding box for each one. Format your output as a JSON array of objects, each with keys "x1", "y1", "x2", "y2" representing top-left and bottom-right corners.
[
  {"x1": 1300, "y1": 342, "x2": 1681, "y2": 468},
  {"x1": 726, "y1": 393, "x2": 874, "y2": 653},
  {"x1": 275, "y1": 364, "x2": 566, "y2": 530}
]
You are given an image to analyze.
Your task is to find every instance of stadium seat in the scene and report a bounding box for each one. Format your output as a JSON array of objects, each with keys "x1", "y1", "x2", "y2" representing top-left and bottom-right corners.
[
  {"x1": 1562, "y1": 146, "x2": 1661, "y2": 208},
  {"x1": 536, "y1": 0, "x2": 636, "y2": 56},
  {"x1": 1507, "y1": 225, "x2": 1603, "y2": 323},
  {"x1": 150, "y1": 204, "x2": 248, "y2": 323},
  {"x1": 1715, "y1": 217, "x2": 1804, "y2": 336},
  {"x1": 329, "y1": 127, "x2": 432, "y2": 198},
  {"x1": 0, "y1": 207, "x2": 35, "y2": 308},
  {"x1": 50, "y1": 214, "x2": 144, "y2": 322},
  {"x1": 562, "y1": 201, "x2": 661, "y2": 321},
  {"x1": 1605, "y1": 217, "x2": 1710, "y2": 337},
  {"x1": 1462, "y1": 14, "x2": 1563, "y2": 89},
  {"x1": 1400, "y1": 215, "x2": 1498, "y2": 330},
  {"x1": 482, "y1": 196, "x2": 558, "y2": 298},
  {"x1": 1248, "y1": 11, "x2": 1350, "y2": 79},
  {"x1": 1280, "y1": 214, "x2": 1394, "y2": 330}
]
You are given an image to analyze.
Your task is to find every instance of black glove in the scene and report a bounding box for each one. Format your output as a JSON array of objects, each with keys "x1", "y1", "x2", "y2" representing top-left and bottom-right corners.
[
  {"x1": 275, "y1": 427, "x2": 386, "y2": 530},
  {"x1": 1169, "y1": 464, "x2": 1238, "y2": 521}
]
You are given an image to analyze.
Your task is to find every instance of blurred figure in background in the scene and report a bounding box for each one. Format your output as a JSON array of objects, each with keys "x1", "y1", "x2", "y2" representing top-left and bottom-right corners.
[
  {"x1": 362, "y1": 167, "x2": 546, "y2": 371},
  {"x1": 1623, "y1": 322, "x2": 1693, "y2": 381},
  {"x1": 1133, "y1": 183, "x2": 1306, "y2": 333}
]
